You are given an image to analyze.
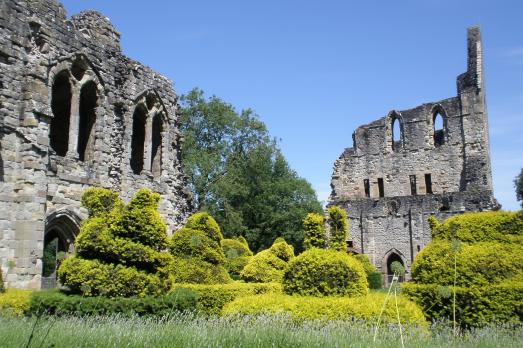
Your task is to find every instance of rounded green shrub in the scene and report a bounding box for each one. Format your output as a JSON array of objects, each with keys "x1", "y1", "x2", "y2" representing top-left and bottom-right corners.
[
  {"x1": 240, "y1": 239, "x2": 295, "y2": 283},
  {"x1": 352, "y1": 254, "x2": 376, "y2": 275},
  {"x1": 327, "y1": 206, "x2": 348, "y2": 251},
  {"x1": 283, "y1": 248, "x2": 368, "y2": 297},
  {"x1": 303, "y1": 213, "x2": 325, "y2": 249},
  {"x1": 171, "y1": 228, "x2": 226, "y2": 265},
  {"x1": 169, "y1": 257, "x2": 230, "y2": 284},
  {"x1": 81, "y1": 187, "x2": 121, "y2": 217},
  {"x1": 185, "y1": 212, "x2": 223, "y2": 243},
  {"x1": 430, "y1": 211, "x2": 523, "y2": 244},
  {"x1": 222, "y1": 238, "x2": 253, "y2": 258},
  {"x1": 411, "y1": 240, "x2": 523, "y2": 287},
  {"x1": 368, "y1": 272, "x2": 383, "y2": 290}
]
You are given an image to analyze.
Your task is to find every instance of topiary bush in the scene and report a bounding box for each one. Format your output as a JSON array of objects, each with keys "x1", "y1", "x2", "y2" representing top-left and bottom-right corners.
[
  {"x1": 429, "y1": 211, "x2": 523, "y2": 244},
  {"x1": 303, "y1": 213, "x2": 325, "y2": 249},
  {"x1": 222, "y1": 238, "x2": 253, "y2": 279},
  {"x1": 327, "y1": 206, "x2": 348, "y2": 251},
  {"x1": 222, "y1": 293, "x2": 427, "y2": 326},
  {"x1": 352, "y1": 254, "x2": 376, "y2": 275},
  {"x1": 283, "y1": 248, "x2": 368, "y2": 297},
  {"x1": 411, "y1": 240, "x2": 523, "y2": 287},
  {"x1": 0, "y1": 289, "x2": 32, "y2": 316},
  {"x1": 170, "y1": 212, "x2": 231, "y2": 284},
  {"x1": 240, "y1": 239, "x2": 295, "y2": 283},
  {"x1": 58, "y1": 188, "x2": 173, "y2": 297},
  {"x1": 368, "y1": 272, "x2": 383, "y2": 290}
]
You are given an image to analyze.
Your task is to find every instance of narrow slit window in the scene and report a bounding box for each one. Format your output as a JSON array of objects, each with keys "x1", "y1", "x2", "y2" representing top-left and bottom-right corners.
[
  {"x1": 364, "y1": 179, "x2": 370, "y2": 197},
  {"x1": 409, "y1": 175, "x2": 417, "y2": 195},
  {"x1": 392, "y1": 117, "x2": 401, "y2": 151},
  {"x1": 151, "y1": 113, "x2": 163, "y2": 177},
  {"x1": 433, "y1": 112, "x2": 444, "y2": 147},
  {"x1": 77, "y1": 81, "x2": 97, "y2": 161},
  {"x1": 425, "y1": 174, "x2": 433, "y2": 194},
  {"x1": 377, "y1": 178, "x2": 384, "y2": 198},
  {"x1": 49, "y1": 72, "x2": 72, "y2": 156},
  {"x1": 130, "y1": 106, "x2": 147, "y2": 175}
]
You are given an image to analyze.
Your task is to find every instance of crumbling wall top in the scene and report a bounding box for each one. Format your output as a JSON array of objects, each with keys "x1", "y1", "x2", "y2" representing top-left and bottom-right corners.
[{"x1": 71, "y1": 10, "x2": 121, "y2": 52}]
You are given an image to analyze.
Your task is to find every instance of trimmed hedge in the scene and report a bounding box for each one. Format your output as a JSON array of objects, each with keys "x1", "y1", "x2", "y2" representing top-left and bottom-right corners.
[
  {"x1": 173, "y1": 282, "x2": 282, "y2": 315},
  {"x1": 429, "y1": 211, "x2": 523, "y2": 244},
  {"x1": 240, "y1": 239, "x2": 295, "y2": 283},
  {"x1": 402, "y1": 282, "x2": 523, "y2": 327},
  {"x1": 27, "y1": 288, "x2": 198, "y2": 317},
  {"x1": 353, "y1": 254, "x2": 376, "y2": 275},
  {"x1": 368, "y1": 272, "x2": 383, "y2": 290},
  {"x1": 0, "y1": 289, "x2": 32, "y2": 316},
  {"x1": 169, "y1": 257, "x2": 230, "y2": 284},
  {"x1": 222, "y1": 293, "x2": 427, "y2": 327},
  {"x1": 411, "y1": 240, "x2": 523, "y2": 286},
  {"x1": 185, "y1": 212, "x2": 223, "y2": 244},
  {"x1": 222, "y1": 238, "x2": 253, "y2": 279},
  {"x1": 283, "y1": 248, "x2": 368, "y2": 297},
  {"x1": 171, "y1": 228, "x2": 226, "y2": 265},
  {"x1": 327, "y1": 206, "x2": 348, "y2": 251},
  {"x1": 303, "y1": 213, "x2": 325, "y2": 249}
]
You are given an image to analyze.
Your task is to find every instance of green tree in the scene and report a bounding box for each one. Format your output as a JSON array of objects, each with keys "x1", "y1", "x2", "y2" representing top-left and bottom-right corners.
[
  {"x1": 327, "y1": 206, "x2": 349, "y2": 251},
  {"x1": 303, "y1": 213, "x2": 325, "y2": 249},
  {"x1": 180, "y1": 88, "x2": 322, "y2": 251},
  {"x1": 515, "y1": 168, "x2": 523, "y2": 208}
]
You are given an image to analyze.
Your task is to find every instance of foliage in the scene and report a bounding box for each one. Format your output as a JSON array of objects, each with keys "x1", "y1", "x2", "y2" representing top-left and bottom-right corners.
[
  {"x1": 240, "y1": 239, "x2": 295, "y2": 283},
  {"x1": 222, "y1": 293, "x2": 426, "y2": 326},
  {"x1": 411, "y1": 240, "x2": 523, "y2": 287},
  {"x1": 515, "y1": 168, "x2": 523, "y2": 207},
  {"x1": 402, "y1": 282, "x2": 523, "y2": 327},
  {"x1": 327, "y1": 206, "x2": 348, "y2": 251},
  {"x1": 1, "y1": 314, "x2": 521, "y2": 348},
  {"x1": 0, "y1": 289, "x2": 32, "y2": 316},
  {"x1": 173, "y1": 282, "x2": 281, "y2": 315},
  {"x1": 303, "y1": 213, "x2": 325, "y2": 250},
  {"x1": 179, "y1": 88, "x2": 322, "y2": 252},
  {"x1": 352, "y1": 254, "x2": 376, "y2": 275},
  {"x1": 58, "y1": 188, "x2": 172, "y2": 297},
  {"x1": 283, "y1": 248, "x2": 368, "y2": 297},
  {"x1": 170, "y1": 212, "x2": 231, "y2": 284},
  {"x1": 391, "y1": 261, "x2": 406, "y2": 276},
  {"x1": 0, "y1": 268, "x2": 4, "y2": 293},
  {"x1": 222, "y1": 238, "x2": 253, "y2": 279},
  {"x1": 368, "y1": 272, "x2": 383, "y2": 290},
  {"x1": 429, "y1": 211, "x2": 523, "y2": 244},
  {"x1": 27, "y1": 288, "x2": 197, "y2": 317}
]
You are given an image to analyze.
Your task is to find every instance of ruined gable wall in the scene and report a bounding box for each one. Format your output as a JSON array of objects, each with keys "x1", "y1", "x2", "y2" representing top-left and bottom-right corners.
[{"x1": 0, "y1": 0, "x2": 192, "y2": 289}]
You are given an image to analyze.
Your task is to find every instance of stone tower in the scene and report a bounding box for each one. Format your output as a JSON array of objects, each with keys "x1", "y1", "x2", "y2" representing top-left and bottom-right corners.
[
  {"x1": 0, "y1": 0, "x2": 192, "y2": 289},
  {"x1": 329, "y1": 27, "x2": 499, "y2": 283}
]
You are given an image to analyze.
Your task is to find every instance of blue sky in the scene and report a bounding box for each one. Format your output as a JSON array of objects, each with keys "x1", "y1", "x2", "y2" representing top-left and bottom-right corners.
[{"x1": 61, "y1": 0, "x2": 523, "y2": 210}]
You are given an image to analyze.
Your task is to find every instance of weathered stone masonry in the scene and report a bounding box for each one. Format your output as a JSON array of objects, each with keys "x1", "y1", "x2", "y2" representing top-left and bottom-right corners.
[
  {"x1": 329, "y1": 27, "x2": 499, "y2": 282},
  {"x1": 0, "y1": 0, "x2": 192, "y2": 289}
]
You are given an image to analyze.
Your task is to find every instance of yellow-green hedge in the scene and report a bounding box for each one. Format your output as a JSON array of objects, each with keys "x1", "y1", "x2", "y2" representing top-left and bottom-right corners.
[
  {"x1": 0, "y1": 289, "x2": 32, "y2": 316},
  {"x1": 303, "y1": 213, "x2": 325, "y2": 249},
  {"x1": 402, "y1": 281, "x2": 523, "y2": 327},
  {"x1": 430, "y1": 211, "x2": 523, "y2": 243},
  {"x1": 240, "y1": 239, "x2": 295, "y2": 283},
  {"x1": 169, "y1": 257, "x2": 231, "y2": 284},
  {"x1": 222, "y1": 293, "x2": 427, "y2": 327},
  {"x1": 411, "y1": 240, "x2": 523, "y2": 286},
  {"x1": 173, "y1": 282, "x2": 282, "y2": 315},
  {"x1": 283, "y1": 248, "x2": 368, "y2": 297}
]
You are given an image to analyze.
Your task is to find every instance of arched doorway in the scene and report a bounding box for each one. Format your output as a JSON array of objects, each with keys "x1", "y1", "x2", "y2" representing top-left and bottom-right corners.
[
  {"x1": 41, "y1": 211, "x2": 80, "y2": 289},
  {"x1": 383, "y1": 249, "x2": 406, "y2": 286}
]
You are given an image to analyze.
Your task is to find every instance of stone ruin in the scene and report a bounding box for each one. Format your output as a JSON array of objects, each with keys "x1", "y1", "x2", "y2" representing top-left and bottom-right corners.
[
  {"x1": 0, "y1": 0, "x2": 192, "y2": 289},
  {"x1": 329, "y1": 27, "x2": 499, "y2": 283}
]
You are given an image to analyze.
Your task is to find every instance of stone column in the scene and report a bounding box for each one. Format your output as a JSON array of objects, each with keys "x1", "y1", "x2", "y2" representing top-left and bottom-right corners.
[
  {"x1": 143, "y1": 112, "x2": 153, "y2": 174},
  {"x1": 67, "y1": 83, "x2": 80, "y2": 158}
]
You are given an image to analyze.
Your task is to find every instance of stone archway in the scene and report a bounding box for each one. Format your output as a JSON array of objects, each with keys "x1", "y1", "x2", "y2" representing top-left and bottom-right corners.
[
  {"x1": 382, "y1": 248, "x2": 406, "y2": 286},
  {"x1": 41, "y1": 210, "x2": 80, "y2": 289}
]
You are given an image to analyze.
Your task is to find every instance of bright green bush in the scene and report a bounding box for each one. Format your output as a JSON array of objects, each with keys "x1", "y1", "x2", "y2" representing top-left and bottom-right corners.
[
  {"x1": 0, "y1": 289, "x2": 32, "y2": 316},
  {"x1": 283, "y1": 248, "x2": 368, "y2": 297},
  {"x1": 402, "y1": 282, "x2": 523, "y2": 327},
  {"x1": 170, "y1": 212, "x2": 231, "y2": 284},
  {"x1": 411, "y1": 240, "x2": 523, "y2": 286},
  {"x1": 430, "y1": 211, "x2": 523, "y2": 244},
  {"x1": 185, "y1": 212, "x2": 223, "y2": 244},
  {"x1": 327, "y1": 206, "x2": 348, "y2": 251},
  {"x1": 58, "y1": 188, "x2": 172, "y2": 297},
  {"x1": 240, "y1": 239, "x2": 295, "y2": 283},
  {"x1": 173, "y1": 282, "x2": 281, "y2": 315},
  {"x1": 368, "y1": 272, "x2": 383, "y2": 290},
  {"x1": 303, "y1": 213, "x2": 325, "y2": 249},
  {"x1": 222, "y1": 238, "x2": 253, "y2": 258},
  {"x1": 352, "y1": 254, "x2": 376, "y2": 275},
  {"x1": 222, "y1": 293, "x2": 427, "y2": 326},
  {"x1": 27, "y1": 288, "x2": 198, "y2": 317},
  {"x1": 169, "y1": 257, "x2": 230, "y2": 284}
]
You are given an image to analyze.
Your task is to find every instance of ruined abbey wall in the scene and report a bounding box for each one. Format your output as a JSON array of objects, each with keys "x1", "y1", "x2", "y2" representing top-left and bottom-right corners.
[
  {"x1": 329, "y1": 27, "x2": 499, "y2": 281},
  {"x1": 0, "y1": 0, "x2": 192, "y2": 289}
]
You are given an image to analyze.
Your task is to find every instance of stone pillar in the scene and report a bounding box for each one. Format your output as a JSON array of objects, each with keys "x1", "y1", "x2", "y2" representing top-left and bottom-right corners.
[
  {"x1": 143, "y1": 113, "x2": 153, "y2": 174},
  {"x1": 67, "y1": 84, "x2": 80, "y2": 158}
]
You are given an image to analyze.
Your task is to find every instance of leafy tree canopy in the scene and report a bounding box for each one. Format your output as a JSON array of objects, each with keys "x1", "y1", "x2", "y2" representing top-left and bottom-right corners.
[
  {"x1": 515, "y1": 168, "x2": 523, "y2": 208},
  {"x1": 180, "y1": 88, "x2": 322, "y2": 251}
]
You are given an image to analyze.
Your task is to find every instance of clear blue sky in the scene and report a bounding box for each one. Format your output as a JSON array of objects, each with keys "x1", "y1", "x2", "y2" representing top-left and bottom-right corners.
[{"x1": 61, "y1": 0, "x2": 523, "y2": 210}]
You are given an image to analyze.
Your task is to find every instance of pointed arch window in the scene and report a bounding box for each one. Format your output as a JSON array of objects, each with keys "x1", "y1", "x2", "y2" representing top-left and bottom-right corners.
[
  {"x1": 433, "y1": 111, "x2": 445, "y2": 147},
  {"x1": 130, "y1": 105, "x2": 147, "y2": 174},
  {"x1": 77, "y1": 81, "x2": 98, "y2": 161},
  {"x1": 391, "y1": 113, "x2": 402, "y2": 151},
  {"x1": 151, "y1": 113, "x2": 163, "y2": 177},
  {"x1": 49, "y1": 71, "x2": 72, "y2": 156}
]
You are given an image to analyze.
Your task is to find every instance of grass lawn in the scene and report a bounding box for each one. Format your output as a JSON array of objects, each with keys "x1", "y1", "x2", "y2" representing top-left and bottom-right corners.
[{"x1": 0, "y1": 313, "x2": 521, "y2": 348}]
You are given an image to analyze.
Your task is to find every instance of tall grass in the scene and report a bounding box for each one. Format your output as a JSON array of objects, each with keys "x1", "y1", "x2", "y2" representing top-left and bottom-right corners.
[{"x1": 0, "y1": 313, "x2": 521, "y2": 348}]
